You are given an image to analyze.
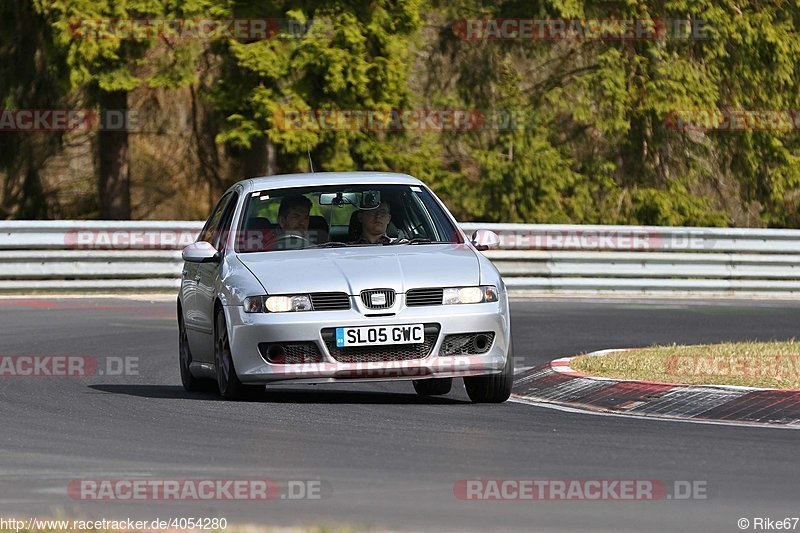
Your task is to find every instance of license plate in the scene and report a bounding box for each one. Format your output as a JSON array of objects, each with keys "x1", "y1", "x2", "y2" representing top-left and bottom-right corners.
[{"x1": 335, "y1": 324, "x2": 425, "y2": 347}]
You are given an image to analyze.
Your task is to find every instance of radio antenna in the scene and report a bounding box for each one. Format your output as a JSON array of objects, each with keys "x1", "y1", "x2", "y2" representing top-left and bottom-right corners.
[{"x1": 306, "y1": 139, "x2": 315, "y2": 173}]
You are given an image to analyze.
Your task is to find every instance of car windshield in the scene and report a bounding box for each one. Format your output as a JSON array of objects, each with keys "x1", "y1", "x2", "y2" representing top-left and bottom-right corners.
[{"x1": 235, "y1": 184, "x2": 462, "y2": 253}]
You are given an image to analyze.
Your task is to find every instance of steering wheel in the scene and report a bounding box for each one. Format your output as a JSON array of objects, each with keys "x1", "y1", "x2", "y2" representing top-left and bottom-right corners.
[{"x1": 276, "y1": 234, "x2": 311, "y2": 247}]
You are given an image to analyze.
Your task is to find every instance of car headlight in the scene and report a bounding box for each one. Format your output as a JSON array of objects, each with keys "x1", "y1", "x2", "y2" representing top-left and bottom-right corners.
[
  {"x1": 442, "y1": 286, "x2": 498, "y2": 305},
  {"x1": 244, "y1": 295, "x2": 313, "y2": 313}
]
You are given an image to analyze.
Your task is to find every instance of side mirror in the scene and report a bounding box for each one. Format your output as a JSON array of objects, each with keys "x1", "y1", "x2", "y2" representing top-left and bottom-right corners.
[
  {"x1": 471, "y1": 229, "x2": 500, "y2": 251},
  {"x1": 182, "y1": 241, "x2": 219, "y2": 263}
]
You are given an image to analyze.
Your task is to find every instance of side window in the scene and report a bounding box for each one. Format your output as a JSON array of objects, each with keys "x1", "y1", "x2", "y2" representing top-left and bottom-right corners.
[
  {"x1": 213, "y1": 193, "x2": 239, "y2": 252},
  {"x1": 405, "y1": 192, "x2": 435, "y2": 238},
  {"x1": 417, "y1": 189, "x2": 462, "y2": 242},
  {"x1": 199, "y1": 193, "x2": 232, "y2": 244}
]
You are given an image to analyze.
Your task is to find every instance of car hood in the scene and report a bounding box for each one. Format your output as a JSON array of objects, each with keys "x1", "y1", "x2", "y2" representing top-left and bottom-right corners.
[{"x1": 237, "y1": 244, "x2": 480, "y2": 295}]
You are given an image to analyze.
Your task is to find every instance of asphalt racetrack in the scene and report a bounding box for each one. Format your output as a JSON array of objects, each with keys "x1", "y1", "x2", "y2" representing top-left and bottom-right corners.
[{"x1": 1, "y1": 297, "x2": 798, "y2": 532}]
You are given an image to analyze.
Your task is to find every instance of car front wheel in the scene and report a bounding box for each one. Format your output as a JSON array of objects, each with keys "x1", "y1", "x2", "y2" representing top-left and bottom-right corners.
[
  {"x1": 464, "y1": 342, "x2": 514, "y2": 403},
  {"x1": 179, "y1": 313, "x2": 206, "y2": 392},
  {"x1": 215, "y1": 308, "x2": 247, "y2": 400}
]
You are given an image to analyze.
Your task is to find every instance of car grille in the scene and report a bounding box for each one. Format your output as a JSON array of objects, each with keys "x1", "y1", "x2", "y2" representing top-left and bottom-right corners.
[
  {"x1": 440, "y1": 332, "x2": 495, "y2": 356},
  {"x1": 360, "y1": 289, "x2": 395, "y2": 309},
  {"x1": 258, "y1": 342, "x2": 323, "y2": 364},
  {"x1": 405, "y1": 288, "x2": 443, "y2": 307},
  {"x1": 321, "y1": 324, "x2": 440, "y2": 363},
  {"x1": 310, "y1": 292, "x2": 351, "y2": 311}
]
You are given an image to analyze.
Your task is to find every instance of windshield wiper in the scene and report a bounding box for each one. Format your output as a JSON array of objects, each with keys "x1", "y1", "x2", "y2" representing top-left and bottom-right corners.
[{"x1": 308, "y1": 241, "x2": 352, "y2": 248}]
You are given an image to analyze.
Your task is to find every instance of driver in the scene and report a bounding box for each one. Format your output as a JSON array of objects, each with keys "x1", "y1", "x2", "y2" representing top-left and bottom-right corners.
[
  {"x1": 277, "y1": 194, "x2": 311, "y2": 235},
  {"x1": 351, "y1": 200, "x2": 392, "y2": 244}
]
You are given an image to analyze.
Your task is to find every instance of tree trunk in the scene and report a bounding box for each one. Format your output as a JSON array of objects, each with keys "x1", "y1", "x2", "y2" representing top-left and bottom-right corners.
[
  {"x1": 242, "y1": 136, "x2": 276, "y2": 178},
  {"x1": 97, "y1": 90, "x2": 130, "y2": 219},
  {"x1": 17, "y1": 161, "x2": 48, "y2": 219}
]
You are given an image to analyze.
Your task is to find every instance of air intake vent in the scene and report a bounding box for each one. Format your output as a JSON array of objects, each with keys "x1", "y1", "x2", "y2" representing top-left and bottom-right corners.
[
  {"x1": 406, "y1": 288, "x2": 444, "y2": 307},
  {"x1": 258, "y1": 342, "x2": 322, "y2": 364},
  {"x1": 360, "y1": 289, "x2": 395, "y2": 309},
  {"x1": 309, "y1": 292, "x2": 351, "y2": 311}
]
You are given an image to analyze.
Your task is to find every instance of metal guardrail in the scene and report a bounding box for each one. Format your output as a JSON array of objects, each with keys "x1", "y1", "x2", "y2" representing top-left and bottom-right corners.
[
  {"x1": 2, "y1": 221, "x2": 800, "y2": 295},
  {"x1": 0, "y1": 221, "x2": 199, "y2": 292}
]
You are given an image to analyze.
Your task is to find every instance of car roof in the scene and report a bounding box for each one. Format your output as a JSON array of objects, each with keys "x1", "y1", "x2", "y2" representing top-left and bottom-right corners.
[{"x1": 239, "y1": 171, "x2": 424, "y2": 192}]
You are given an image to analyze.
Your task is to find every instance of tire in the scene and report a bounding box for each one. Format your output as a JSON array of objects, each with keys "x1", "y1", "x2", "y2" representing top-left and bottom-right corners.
[
  {"x1": 214, "y1": 308, "x2": 247, "y2": 400},
  {"x1": 464, "y1": 342, "x2": 514, "y2": 403},
  {"x1": 413, "y1": 377, "x2": 453, "y2": 396},
  {"x1": 178, "y1": 313, "x2": 205, "y2": 392}
]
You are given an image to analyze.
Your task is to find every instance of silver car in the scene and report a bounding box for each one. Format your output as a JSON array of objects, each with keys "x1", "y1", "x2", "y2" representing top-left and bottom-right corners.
[{"x1": 178, "y1": 172, "x2": 513, "y2": 402}]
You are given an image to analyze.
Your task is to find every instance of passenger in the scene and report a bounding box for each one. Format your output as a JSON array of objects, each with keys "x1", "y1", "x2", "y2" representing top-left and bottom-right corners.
[{"x1": 351, "y1": 200, "x2": 392, "y2": 244}]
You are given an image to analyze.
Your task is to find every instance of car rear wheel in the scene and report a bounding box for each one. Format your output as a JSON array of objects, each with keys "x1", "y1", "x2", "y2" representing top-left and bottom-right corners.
[
  {"x1": 215, "y1": 308, "x2": 247, "y2": 400},
  {"x1": 464, "y1": 342, "x2": 514, "y2": 403},
  {"x1": 413, "y1": 378, "x2": 452, "y2": 396}
]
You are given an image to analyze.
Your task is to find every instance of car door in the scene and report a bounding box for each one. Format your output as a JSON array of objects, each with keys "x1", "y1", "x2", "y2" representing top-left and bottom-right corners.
[
  {"x1": 183, "y1": 192, "x2": 233, "y2": 360},
  {"x1": 193, "y1": 191, "x2": 239, "y2": 362}
]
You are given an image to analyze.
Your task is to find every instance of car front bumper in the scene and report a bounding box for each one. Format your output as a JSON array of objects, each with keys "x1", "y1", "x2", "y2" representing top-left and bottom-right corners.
[{"x1": 225, "y1": 296, "x2": 511, "y2": 384}]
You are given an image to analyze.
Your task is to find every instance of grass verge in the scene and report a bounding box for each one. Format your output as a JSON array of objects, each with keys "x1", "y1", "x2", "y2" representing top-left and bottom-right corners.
[{"x1": 569, "y1": 341, "x2": 800, "y2": 389}]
